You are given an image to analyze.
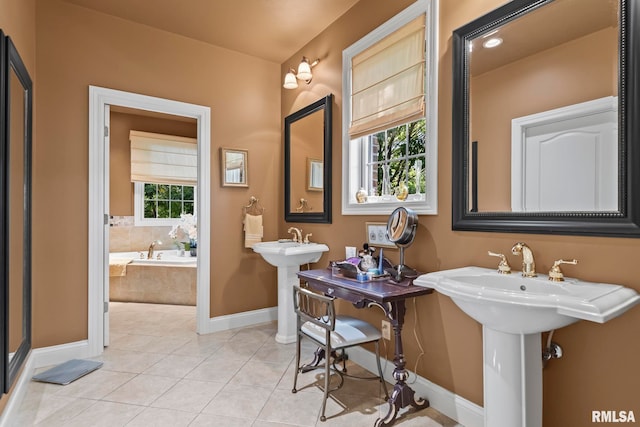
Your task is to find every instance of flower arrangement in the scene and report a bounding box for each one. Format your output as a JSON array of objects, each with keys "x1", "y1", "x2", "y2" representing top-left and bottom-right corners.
[{"x1": 168, "y1": 213, "x2": 197, "y2": 247}]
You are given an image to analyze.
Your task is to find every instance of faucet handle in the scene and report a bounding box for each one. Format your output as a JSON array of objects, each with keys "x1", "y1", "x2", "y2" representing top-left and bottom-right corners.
[
  {"x1": 488, "y1": 251, "x2": 511, "y2": 274},
  {"x1": 548, "y1": 259, "x2": 578, "y2": 282},
  {"x1": 303, "y1": 233, "x2": 312, "y2": 244}
]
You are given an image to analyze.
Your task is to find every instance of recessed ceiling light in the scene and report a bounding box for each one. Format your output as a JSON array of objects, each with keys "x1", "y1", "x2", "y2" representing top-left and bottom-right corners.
[{"x1": 482, "y1": 37, "x2": 503, "y2": 48}]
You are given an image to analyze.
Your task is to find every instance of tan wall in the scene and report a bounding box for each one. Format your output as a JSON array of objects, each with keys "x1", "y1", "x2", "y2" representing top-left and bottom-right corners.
[
  {"x1": 472, "y1": 27, "x2": 617, "y2": 211},
  {"x1": 0, "y1": 0, "x2": 35, "y2": 410},
  {"x1": 33, "y1": 0, "x2": 281, "y2": 350},
  {"x1": 281, "y1": 1, "x2": 640, "y2": 426},
  {"x1": 110, "y1": 111, "x2": 198, "y2": 215}
]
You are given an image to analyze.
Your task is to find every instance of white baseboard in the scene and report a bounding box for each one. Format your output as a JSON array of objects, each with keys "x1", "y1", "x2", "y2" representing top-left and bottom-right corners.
[
  {"x1": 0, "y1": 340, "x2": 91, "y2": 427},
  {"x1": 348, "y1": 346, "x2": 484, "y2": 427},
  {"x1": 200, "y1": 306, "x2": 278, "y2": 334}
]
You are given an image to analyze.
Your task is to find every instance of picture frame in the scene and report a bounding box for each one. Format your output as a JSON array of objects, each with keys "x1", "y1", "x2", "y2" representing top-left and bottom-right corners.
[
  {"x1": 365, "y1": 222, "x2": 395, "y2": 248},
  {"x1": 307, "y1": 158, "x2": 323, "y2": 191},
  {"x1": 220, "y1": 148, "x2": 248, "y2": 187}
]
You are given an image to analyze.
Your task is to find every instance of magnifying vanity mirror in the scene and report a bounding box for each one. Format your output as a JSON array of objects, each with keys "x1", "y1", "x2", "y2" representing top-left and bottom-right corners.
[
  {"x1": 386, "y1": 207, "x2": 418, "y2": 282},
  {"x1": 452, "y1": 0, "x2": 640, "y2": 236},
  {"x1": 284, "y1": 94, "x2": 332, "y2": 223},
  {"x1": 1, "y1": 33, "x2": 33, "y2": 393}
]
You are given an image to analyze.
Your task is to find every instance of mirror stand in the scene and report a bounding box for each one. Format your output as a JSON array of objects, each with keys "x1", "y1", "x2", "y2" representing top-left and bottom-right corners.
[{"x1": 385, "y1": 207, "x2": 419, "y2": 283}]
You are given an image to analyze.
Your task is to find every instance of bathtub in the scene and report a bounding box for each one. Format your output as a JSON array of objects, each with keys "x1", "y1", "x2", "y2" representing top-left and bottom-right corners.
[
  {"x1": 110, "y1": 250, "x2": 197, "y2": 266},
  {"x1": 109, "y1": 250, "x2": 197, "y2": 305}
]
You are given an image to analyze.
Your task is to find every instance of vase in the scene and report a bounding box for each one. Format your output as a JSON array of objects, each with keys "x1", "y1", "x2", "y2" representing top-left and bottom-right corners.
[
  {"x1": 381, "y1": 165, "x2": 392, "y2": 196},
  {"x1": 189, "y1": 239, "x2": 197, "y2": 257},
  {"x1": 356, "y1": 187, "x2": 368, "y2": 203}
]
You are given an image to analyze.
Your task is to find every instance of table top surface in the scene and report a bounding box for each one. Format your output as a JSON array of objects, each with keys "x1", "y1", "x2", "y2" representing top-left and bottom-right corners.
[{"x1": 297, "y1": 269, "x2": 433, "y2": 303}]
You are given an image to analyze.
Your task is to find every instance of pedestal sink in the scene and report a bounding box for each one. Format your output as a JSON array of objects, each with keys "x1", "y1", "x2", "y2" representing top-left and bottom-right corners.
[
  {"x1": 253, "y1": 241, "x2": 329, "y2": 343},
  {"x1": 414, "y1": 266, "x2": 640, "y2": 427}
]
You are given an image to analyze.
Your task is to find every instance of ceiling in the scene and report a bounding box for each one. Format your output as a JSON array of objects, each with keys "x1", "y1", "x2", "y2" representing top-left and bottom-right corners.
[{"x1": 59, "y1": 0, "x2": 360, "y2": 63}]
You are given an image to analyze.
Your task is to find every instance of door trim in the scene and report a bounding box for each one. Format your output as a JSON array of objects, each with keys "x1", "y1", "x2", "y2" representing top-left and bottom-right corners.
[{"x1": 88, "y1": 86, "x2": 211, "y2": 356}]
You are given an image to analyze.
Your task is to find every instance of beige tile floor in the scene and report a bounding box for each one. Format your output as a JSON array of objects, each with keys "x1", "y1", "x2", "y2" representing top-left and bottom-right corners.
[{"x1": 14, "y1": 302, "x2": 462, "y2": 427}]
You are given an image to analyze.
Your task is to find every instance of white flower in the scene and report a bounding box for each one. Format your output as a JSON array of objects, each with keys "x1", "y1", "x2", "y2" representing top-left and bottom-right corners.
[{"x1": 168, "y1": 213, "x2": 197, "y2": 242}]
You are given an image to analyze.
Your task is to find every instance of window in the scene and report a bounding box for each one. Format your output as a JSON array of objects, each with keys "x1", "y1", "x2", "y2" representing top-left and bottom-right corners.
[
  {"x1": 134, "y1": 182, "x2": 196, "y2": 226},
  {"x1": 342, "y1": 0, "x2": 438, "y2": 215}
]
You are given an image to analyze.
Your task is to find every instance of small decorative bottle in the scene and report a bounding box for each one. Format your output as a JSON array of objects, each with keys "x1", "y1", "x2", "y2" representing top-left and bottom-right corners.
[{"x1": 395, "y1": 181, "x2": 408, "y2": 201}]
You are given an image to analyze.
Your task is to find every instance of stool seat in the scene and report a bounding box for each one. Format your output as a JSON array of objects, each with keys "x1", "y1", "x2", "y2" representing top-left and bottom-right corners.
[{"x1": 301, "y1": 315, "x2": 382, "y2": 348}]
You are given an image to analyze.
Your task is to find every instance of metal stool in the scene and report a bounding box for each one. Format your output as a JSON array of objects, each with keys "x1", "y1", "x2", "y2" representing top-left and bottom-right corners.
[{"x1": 292, "y1": 284, "x2": 388, "y2": 422}]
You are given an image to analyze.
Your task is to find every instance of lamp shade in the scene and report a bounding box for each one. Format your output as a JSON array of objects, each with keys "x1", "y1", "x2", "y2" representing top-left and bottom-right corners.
[
  {"x1": 283, "y1": 71, "x2": 298, "y2": 89},
  {"x1": 296, "y1": 59, "x2": 312, "y2": 81}
]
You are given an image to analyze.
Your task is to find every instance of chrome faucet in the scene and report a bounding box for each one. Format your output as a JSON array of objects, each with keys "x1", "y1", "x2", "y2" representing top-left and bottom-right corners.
[
  {"x1": 287, "y1": 227, "x2": 302, "y2": 243},
  {"x1": 511, "y1": 242, "x2": 536, "y2": 277},
  {"x1": 147, "y1": 240, "x2": 162, "y2": 259}
]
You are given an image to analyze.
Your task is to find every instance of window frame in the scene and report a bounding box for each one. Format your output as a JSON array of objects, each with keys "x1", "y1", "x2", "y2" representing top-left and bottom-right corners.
[
  {"x1": 133, "y1": 181, "x2": 196, "y2": 227},
  {"x1": 341, "y1": 0, "x2": 438, "y2": 215}
]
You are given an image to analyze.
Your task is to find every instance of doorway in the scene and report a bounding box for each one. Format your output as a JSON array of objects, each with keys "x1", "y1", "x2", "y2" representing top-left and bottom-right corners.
[{"x1": 88, "y1": 86, "x2": 211, "y2": 356}]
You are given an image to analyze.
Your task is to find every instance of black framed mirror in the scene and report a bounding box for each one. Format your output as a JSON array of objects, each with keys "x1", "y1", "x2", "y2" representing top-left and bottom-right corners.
[
  {"x1": 452, "y1": 0, "x2": 640, "y2": 237},
  {"x1": 285, "y1": 94, "x2": 332, "y2": 223},
  {"x1": 1, "y1": 33, "x2": 33, "y2": 393}
]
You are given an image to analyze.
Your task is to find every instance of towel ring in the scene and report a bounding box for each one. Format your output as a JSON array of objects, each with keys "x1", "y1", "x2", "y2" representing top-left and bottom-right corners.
[{"x1": 244, "y1": 196, "x2": 265, "y2": 215}]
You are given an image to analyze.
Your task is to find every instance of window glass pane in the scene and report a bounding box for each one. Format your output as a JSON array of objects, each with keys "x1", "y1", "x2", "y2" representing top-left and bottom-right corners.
[
  {"x1": 409, "y1": 120, "x2": 426, "y2": 155},
  {"x1": 170, "y1": 185, "x2": 183, "y2": 200},
  {"x1": 183, "y1": 201, "x2": 194, "y2": 215},
  {"x1": 144, "y1": 200, "x2": 156, "y2": 218},
  {"x1": 170, "y1": 201, "x2": 182, "y2": 218},
  {"x1": 158, "y1": 184, "x2": 170, "y2": 200},
  {"x1": 157, "y1": 200, "x2": 170, "y2": 218},
  {"x1": 144, "y1": 183, "x2": 157, "y2": 200},
  {"x1": 183, "y1": 186, "x2": 194, "y2": 201}
]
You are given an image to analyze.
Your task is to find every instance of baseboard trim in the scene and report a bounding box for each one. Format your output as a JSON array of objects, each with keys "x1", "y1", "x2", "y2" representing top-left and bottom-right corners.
[
  {"x1": 0, "y1": 340, "x2": 90, "y2": 427},
  {"x1": 348, "y1": 346, "x2": 484, "y2": 427},
  {"x1": 200, "y1": 306, "x2": 278, "y2": 334}
]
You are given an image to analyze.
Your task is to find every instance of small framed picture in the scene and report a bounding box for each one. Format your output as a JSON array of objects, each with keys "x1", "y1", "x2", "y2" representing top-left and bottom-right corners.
[
  {"x1": 365, "y1": 222, "x2": 395, "y2": 248},
  {"x1": 221, "y1": 148, "x2": 248, "y2": 187},
  {"x1": 307, "y1": 158, "x2": 323, "y2": 191}
]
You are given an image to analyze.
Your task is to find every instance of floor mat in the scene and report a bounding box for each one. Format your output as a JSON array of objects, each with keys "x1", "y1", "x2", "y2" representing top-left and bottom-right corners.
[{"x1": 32, "y1": 359, "x2": 103, "y2": 385}]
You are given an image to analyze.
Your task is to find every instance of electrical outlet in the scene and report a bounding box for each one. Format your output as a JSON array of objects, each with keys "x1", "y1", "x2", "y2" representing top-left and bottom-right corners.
[{"x1": 381, "y1": 320, "x2": 391, "y2": 340}]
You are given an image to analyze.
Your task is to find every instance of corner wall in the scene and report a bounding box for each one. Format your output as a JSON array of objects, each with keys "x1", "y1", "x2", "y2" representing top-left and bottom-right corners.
[{"x1": 281, "y1": 1, "x2": 640, "y2": 426}]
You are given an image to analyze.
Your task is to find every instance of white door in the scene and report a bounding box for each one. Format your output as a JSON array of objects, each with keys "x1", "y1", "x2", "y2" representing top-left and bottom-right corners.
[
  {"x1": 512, "y1": 97, "x2": 617, "y2": 212},
  {"x1": 103, "y1": 104, "x2": 111, "y2": 346}
]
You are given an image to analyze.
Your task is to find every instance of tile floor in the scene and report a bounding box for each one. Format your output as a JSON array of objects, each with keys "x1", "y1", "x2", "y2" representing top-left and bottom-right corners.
[{"x1": 14, "y1": 302, "x2": 461, "y2": 426}]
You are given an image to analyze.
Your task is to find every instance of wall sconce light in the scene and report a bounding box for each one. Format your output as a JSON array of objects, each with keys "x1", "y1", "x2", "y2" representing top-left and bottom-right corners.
[{"x1": 283, "y1": 56, "x2": 320, "y2": 89}]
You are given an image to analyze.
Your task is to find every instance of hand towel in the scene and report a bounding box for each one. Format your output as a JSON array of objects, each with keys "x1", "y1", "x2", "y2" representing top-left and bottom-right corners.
[
  {"x1": 244, "y1": 213, "x2": 264, "y2": 248},
  {"x1": 109, "y1": 258, "x2": 134, "y2": 277}
]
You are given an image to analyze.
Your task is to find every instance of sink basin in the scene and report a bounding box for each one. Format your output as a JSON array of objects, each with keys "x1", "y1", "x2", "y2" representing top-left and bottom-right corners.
[
  {"x1": 253, "y1": 240, "x2": 329, "y2": 343},
  {"x1": 414, "y1": 266, "x2": 640, "y2": 334},
  {"x1": 414, "y1": 266, "x2": 639, "y2": 427},
  {"x1": 252, "y1": 241, "x2": 329, "y2": 268}
]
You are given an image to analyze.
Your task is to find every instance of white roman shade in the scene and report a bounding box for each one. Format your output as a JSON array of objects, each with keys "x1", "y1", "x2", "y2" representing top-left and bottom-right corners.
[
  {"x1": 349, "y1": 15, "x2": 426, "y2": 139},
  {"x1": 130, "y1": 130, "x2": 197, "y2": 185}
]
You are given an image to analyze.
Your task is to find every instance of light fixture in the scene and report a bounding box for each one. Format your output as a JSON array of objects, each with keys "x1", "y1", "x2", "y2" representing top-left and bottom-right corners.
[
  {"x1": 283, "y1": 56, "x2": 320, "y2": 89},
  {"x1": 482, "y1": 37, "x2": 503, "y2": 48}
]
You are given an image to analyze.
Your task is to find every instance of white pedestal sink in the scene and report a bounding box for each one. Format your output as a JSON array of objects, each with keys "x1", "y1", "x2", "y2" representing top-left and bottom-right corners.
[
  {"x1": 414, "y1": 266, "x2": 640, "y2": 427},
  {"x1": 252, "y1": 241, "x2": 329, "y2": 343}
]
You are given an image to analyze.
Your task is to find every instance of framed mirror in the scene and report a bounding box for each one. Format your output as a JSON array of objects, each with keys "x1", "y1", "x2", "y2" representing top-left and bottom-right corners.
[
  {"x1": 452, "y1": 0, "x2": 640, "y2": 236},
  {"x1": 285, "y1": 94, "x2": 332, "y2": 223},
  {"x1": 1, "y1": 34, "x2": 33, "y2": 393},
  {"x1": 220, "y1": 147, "x2": 248, "y2": 187}
]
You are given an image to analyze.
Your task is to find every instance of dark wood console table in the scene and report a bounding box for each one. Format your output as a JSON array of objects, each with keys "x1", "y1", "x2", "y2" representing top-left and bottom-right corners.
[{"x1": 297, "y1": 269, "x2": 433, "y2": 427}]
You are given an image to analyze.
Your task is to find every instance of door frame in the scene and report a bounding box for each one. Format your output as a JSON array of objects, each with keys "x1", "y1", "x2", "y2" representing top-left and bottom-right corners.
[{"x1": 88, "y1": 86, "x2": 211, "y2": 355}]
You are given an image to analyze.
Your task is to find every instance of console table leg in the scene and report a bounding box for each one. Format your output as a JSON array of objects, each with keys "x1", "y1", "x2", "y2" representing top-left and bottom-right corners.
[{"x1": 375, "y1": 300, "x2": 429, "y2": 426}]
